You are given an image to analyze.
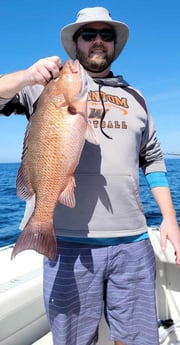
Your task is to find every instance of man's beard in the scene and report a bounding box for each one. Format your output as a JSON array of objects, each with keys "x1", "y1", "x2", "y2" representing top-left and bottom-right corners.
[{"x1": 76, "y1": 45, "x2": 114, "y2": 73}]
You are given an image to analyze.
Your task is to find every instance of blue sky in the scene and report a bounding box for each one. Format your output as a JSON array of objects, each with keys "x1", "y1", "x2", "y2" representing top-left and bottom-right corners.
[{"x1": 0, "y1": 0, "x2": 180, "y2": 162}]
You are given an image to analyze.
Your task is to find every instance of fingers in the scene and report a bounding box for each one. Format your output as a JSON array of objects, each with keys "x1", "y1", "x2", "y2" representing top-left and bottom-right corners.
[
  {"x1": 161, "y1": 234, "x2": 180, "y2": 267},
  {"x1": 39, "y1": 56, "x2": 62, "y2": 79},
  {"x1": 174, "y1": 250, "x2": 180, "y2": 267},
  {"x1": 26, "y1": 56, "x2": 63, "y2": 86},
  {"x1": 160, "y1": 224, "x2": 180, "y2": 267},
  {"x1": 174, "y1": 246, "x2": 180, "y2": 267},
  {"x1": 160, "y1": 231, "x2": 167, "y2": 251}
]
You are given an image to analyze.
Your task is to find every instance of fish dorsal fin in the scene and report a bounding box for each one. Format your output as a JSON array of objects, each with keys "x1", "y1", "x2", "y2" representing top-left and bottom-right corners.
[
  {"x1": 58, "y1": 176, "x2": 76, "y2": 208},
  {"x1": 85, "y1": 122, "x2": 99, "y2": 145}
]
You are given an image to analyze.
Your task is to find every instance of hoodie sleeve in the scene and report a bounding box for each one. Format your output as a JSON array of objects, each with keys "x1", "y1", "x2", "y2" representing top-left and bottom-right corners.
[
  {"x1": 0, "y1": 84, "x2": 44, "y2": 119},
  {"x1": 139, "y1": 110, "x2": 166, "y2": 174}
]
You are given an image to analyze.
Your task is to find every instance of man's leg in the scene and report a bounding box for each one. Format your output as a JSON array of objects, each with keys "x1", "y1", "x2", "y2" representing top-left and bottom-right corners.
[
  {"x1": 105, "y1": 239, "x2": 159, "y2": 345},
  {"x1": 43, "y1": 241, "x2": 109, "y2": 345}
]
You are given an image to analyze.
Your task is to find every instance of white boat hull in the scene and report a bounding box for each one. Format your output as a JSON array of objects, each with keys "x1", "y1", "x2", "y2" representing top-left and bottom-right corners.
[
  {"x1": 0, "y1": 247, "x2": 49, "y2": 345},
  {"x1": 0, "y1": 228, "x2": 180, "y2": 345}
]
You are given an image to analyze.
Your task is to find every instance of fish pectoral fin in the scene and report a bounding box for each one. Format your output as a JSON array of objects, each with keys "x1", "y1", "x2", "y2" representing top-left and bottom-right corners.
[
  {"x1": 16, "y1": 161, "x2": 34, "y2": 200},
  {"x1": 58, "y1": 176, "x2": 76, "y2": 208},
  {"x1": 85, "y1": 122, "x2": 99, "y2": 145}
]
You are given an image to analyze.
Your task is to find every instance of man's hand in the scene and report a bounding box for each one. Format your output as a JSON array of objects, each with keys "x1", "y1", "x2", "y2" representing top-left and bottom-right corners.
[
  {"x1": 0, "y1": 56, "x2": 63, "y2": 99},
  {"x1": 25, "y1": 56, "x2": 62, "y2": 86},
  {"x1": 160, "y1": 219, "x2": 180, "y2": 267}
]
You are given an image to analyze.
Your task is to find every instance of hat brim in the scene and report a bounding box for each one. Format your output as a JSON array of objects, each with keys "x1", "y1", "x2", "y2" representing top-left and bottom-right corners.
[{"x1": 60, "y1": 20, "x2": 129, "y2": 61}]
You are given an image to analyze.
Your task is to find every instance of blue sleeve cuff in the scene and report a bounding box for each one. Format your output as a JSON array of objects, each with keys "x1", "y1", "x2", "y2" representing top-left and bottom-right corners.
[{"x1": 145, "y1": 171, "x2": 169, "y2": 189}]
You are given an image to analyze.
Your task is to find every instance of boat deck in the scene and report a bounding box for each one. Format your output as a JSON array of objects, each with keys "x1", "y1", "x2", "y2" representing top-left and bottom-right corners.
[{"x1": 33, "y1": 332, "x2": 52, "y2": 344}]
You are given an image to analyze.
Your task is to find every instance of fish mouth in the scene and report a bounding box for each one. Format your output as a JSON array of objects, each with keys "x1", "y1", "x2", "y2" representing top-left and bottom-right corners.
[
  {"x1": 79, "y1": 63, "x2": 88, "y2": 98},
  {"x1": 66, "y1": 60, "x2": 88, "y2": 99}
]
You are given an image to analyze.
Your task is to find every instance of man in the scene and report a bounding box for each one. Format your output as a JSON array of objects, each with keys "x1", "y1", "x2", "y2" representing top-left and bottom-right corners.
[{"x1": 0, "y1": 6, "x2": 180, "y2": 345}]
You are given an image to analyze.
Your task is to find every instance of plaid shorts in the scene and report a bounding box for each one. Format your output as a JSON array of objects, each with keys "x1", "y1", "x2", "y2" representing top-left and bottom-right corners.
[{"x1": 43, "y1": 239, "x2": 159, "y2": 345}]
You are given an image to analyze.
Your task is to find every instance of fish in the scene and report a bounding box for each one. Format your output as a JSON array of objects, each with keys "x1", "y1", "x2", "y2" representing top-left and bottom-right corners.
[{"x1": 11, "y1": 59, "x2": 99, "y2": 260}]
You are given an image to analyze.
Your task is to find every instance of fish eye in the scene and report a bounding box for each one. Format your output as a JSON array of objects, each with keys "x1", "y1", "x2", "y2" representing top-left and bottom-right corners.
[{"x1": 68, "y1": 105, "x2": 77, "y2": 114}]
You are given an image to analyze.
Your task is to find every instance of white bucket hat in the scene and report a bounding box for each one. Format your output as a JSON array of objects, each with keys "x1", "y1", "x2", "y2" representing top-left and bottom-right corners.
[{"x1": 60, "y1": 7, "x2": 129, "y2": 61}]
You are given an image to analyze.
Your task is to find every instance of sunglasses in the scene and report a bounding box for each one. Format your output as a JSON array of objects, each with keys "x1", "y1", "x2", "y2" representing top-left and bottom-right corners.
[{"x1": 73, "y1": 28, "x2": 116, "y2": 42}]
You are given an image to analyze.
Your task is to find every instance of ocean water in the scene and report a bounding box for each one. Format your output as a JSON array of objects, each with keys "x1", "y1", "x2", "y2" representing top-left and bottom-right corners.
[{"x1": 0, "y1": 160, "x2": 180, "y2": 247}]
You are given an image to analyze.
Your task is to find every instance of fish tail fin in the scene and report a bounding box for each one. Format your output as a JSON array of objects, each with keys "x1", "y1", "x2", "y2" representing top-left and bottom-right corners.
[{"x1": 11, "y1": 221, "x2": 57, "y2": 260}]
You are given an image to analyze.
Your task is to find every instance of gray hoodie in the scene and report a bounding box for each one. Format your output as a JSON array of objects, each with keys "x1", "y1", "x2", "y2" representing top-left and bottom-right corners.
[{"x1": 0, "y1": 73, "x2": 166, "y2": 238}]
